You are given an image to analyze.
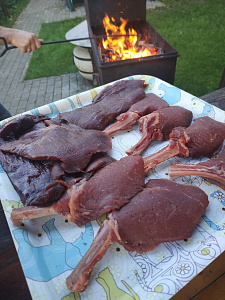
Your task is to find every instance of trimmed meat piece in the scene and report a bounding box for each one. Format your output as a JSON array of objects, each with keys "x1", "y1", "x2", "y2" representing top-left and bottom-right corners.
[
  {"x1": 92, "y1": 79, "x2": 147, "y2": 103},
  {"x1": 104, "y1": 93, "x2": 169, "y2": 135},
  {"x1": 185, "y1": 117, "x2": 225, "y2": 158},
  {"x1": 83, "y1": 153, "x2": 116, "y2": 180},
  {"x1": 126, "y1": 106, "x2": 193, "y2": 155},
  {"x1": 0, "y1": 115, "x2": 113, "y2": 207},
  {"x1": 169, "y1": 147, "x2": 225, "y2": 190},
  {"x1": 116, "y1": 179, "x2": 208, "y2": 252},
  {"x1": 11, "y1": 155, "x2": 145, "y2": 225},
  {"x1": 66, "y1": 179, "x2": 208, "y2": 292},
  {"x1": 144, "y1": 116, "x2": 225, "y2": 172},
  {"x1": 46, "y1": 80, "x2": 147, "y2": 130},
  {"x1": 0, "y1": 151, "x2": 114, "y2": 207},
  {"x1": 0, "y1": 114, "x2": 48, "y2": 144},
  {"x1": 0, "y1": 151, "x2": 66, "y2": 206},
  {"x1": 0, "y1": 124, "x2": 112, "y2": 173}
]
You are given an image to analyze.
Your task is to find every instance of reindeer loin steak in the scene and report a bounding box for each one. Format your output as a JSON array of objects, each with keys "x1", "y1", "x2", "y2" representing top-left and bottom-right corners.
[
  {"x1": 0, "y1": 151, "x2": 115, "y2": 207},
  {"x1": 104, "y1": 93, "x2": 169, "y2": 135},
  {"x1": 169, "y1": 147, "x2": 225, "y2": 190},
  {"x1": 66, "y1": 178, "x2": 209, "y2": 292},
  {"x1": 11, "y1": 155, "x2": 146, "y2": 225},
  {"x1": 46, "y1": 80, "x2": 147, "y2": 130},
  {"x1": 0, "y1": 115, "x2": 112, "y2": 206},
  {"x1": 0, "y1": 114, "x2": 49, "y2": 143},
  {"x1": 0, "y1": 124, "x2": 112, "y2": 174},
  {"x1": 0, "y1": 151, "x2": 67, "y2": 206},
  {"x1": 144, "y1": 116, "x2": 225, "y2": 172},
  {"x1": 126, "y1": 106, "x2": 193, "y2": 155}
]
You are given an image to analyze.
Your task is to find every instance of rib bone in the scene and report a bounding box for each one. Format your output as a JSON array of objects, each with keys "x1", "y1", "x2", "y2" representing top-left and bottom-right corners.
[
  {"x1": 144, "y1": 127, "x2": 189, "y2": 172},
  {"x1": 144, "y1": 117, "x2": 225, "y2": 172},
  {"x1": 104, "y1": 93, "x2": 169, "y2": 135},
  {"x1": 169, "y1": 147, "x2": 225, "y2": 190},
  {"x1": 11, "y1": 155, "x2": 145, "y2": 225},
  {"x1": 66, "y1": 218, "x2": 117, "y2": 292},
  {"x1": 66, "y1": 178, "x2": 209, "y2": 292},
  {"x1": 126, "y1": 106, "x2": 193, "y2": 156},
  {"x1": 11, "y1": 206, "x2": 56, "y2": 223}
]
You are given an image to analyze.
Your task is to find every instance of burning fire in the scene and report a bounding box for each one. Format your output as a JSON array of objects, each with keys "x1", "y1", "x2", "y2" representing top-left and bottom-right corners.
[{"x1": 100, "y1": 14, "x2": 161, "y2": 62}]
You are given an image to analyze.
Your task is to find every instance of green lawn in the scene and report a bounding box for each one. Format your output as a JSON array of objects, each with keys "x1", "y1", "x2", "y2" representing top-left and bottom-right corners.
[
  {"x1": 0, "y1": 0, "x2": 30, "y2": 27},
  {"x1": 146, "y1": 0, "x2": 225, "y2": 96},
  {"x1": 24, "y1": 17, "x2": 85, "y2": 80},
  {"x1": 1, "y1": 0, "x2": 224, "y2": 97}
]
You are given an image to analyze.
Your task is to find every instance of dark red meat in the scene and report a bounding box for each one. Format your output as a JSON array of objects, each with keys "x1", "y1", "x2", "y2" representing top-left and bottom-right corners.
[
  {"x1": 66, "y1": 179, "x2": 208, "y2": 292},
  {"x1": 144, "y1": 116, "x2": 225, "y2": 172},
  {"x1": 0, "y1": 151, "x2": 114, "y2": 207},
  {"x1": 126, "y1": 106, "x2": 193, "y2": 155},
  {"x1": 185, "y1": 116, "x2": 225, "y2": 157},
  {"x1": 0, "y1": 114, "x2": 48, "y2": 144},
  {"x1": 92, "y1": 79, "x2": 147, "y2": 104},
  {"x1": 0, "y1": 124, "x2": 112, "y2": 173},
  {"x1": 46, "y1": 80, "x2": 147, "y2": 130},
  {"x1": 83, "y1": 152, "x2": 116, "y2": 180},
  {"x1": 104, "y1": 93, "x2": 169, "y2": 135},
  {"x1": 0, "y1": 151, "x2": 67, "y2": 206},
  {"x1": 116, "y1": 179, "x2": 208, "y2": 252},
  {"x1": 11, "y1": 155, "x2": 145, "y2": 225},
  {"x1": 0, "y1": 116, "x2": 112, "y2": 206}
]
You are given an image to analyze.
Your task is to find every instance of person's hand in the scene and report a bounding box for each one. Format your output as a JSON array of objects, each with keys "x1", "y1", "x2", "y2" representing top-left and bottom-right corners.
[
  {"x1": 0, "y1": 27, "x2": 44, "y2": 53},
  {"x1": 9, "y1": 28, "x2": 44, "y2": 53}
]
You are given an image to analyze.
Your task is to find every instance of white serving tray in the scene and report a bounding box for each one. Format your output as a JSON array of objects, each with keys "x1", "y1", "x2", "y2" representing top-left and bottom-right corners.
[{"x1": 1, "y1": 75, "x2": 225, "y2": 300}]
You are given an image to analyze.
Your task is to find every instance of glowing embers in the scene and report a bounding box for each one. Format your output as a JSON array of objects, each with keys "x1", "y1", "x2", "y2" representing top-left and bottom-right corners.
[{"x1": 99, "y1": 14, "x2": 162, "y2": 62}]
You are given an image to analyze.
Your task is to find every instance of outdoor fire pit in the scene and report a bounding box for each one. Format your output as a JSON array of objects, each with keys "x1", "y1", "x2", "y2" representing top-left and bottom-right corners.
[{"x1": 84, "y1": 0, "x2": 179, "y2": 85}]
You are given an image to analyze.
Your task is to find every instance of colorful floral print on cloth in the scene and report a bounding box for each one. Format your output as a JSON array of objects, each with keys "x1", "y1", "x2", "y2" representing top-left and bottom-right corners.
[{"x1": 1, "y1": 75, "x2": 225, "y2": 300}]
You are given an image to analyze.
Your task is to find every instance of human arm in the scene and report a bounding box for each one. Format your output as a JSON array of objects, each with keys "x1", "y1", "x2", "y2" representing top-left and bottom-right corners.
[{"x1": 0, "y1": 26, "x2": 43, "y2": 53}]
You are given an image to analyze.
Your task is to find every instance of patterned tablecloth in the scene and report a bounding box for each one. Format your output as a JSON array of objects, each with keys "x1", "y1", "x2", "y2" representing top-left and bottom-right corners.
[{"x1": 1, "y1": 75, "x2": 225, "y2": 300}]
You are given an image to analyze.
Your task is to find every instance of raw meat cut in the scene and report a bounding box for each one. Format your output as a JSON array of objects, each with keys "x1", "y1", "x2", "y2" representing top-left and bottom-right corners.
[
  {"x1": 11, "y1": 155, "x2": 146, "y2": 225},
  {"x1": 0, "y1": 151, "x2": 114, "y2": 206},
  {"x1": 0, "y1": 114, "x2": 48, "y2": 144},
  {"x1": 103, "y1": 93, "x2": 169, "y2": 135},
  {"x1": 45, "y1": 80, "x2": 147, "y2": 130},
  {"x1": 0, "y1": 116, "x2": 112, "y2": 206},
  {"x1": 0, "y1": 124, "x2": 112, "y2": 173},
  {"x1": 66, "y1": 178, "x2": 209, "y2": 292},
  {"x1": 144, "y1": 116, "x2": 225, "y2": 172},
  {"x1": 0, "y1": 151, "x2": 67, "y2": 206},
  {"x1": 126, "y1": 106, "x2": 193, "y2": 155},
  {"x1": 83, "y1": 153, "x2": 116, "y2": 180},
  {"x1": 169, "y1": 147, "x2": 225, "y2": 190},
  {"x1": 92, "y1": 80, "x2": 147, "y2": 104}
]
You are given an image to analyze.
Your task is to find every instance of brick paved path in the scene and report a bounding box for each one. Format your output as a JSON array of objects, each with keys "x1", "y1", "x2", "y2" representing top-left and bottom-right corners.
[{"x1": 0, "y1": 0, "x2": 94, "y2": 116}]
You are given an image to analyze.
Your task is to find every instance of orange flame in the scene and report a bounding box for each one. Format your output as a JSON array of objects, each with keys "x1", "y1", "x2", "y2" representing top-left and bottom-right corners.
[{"x1": 101, "y1": 14, "x2": 161, "y2": 61}]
